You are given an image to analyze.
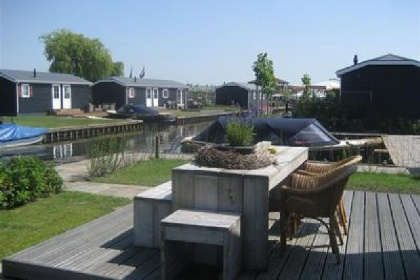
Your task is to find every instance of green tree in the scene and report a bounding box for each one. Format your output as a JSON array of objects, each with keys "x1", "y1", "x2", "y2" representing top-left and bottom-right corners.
[
  {"x1": 40, "y1": 29, "x2": 123, "y2": 82},
  {"x1": 112, "y1": 61, "x2": 124, "y2": 77},
  {"x1": 301, "y1": 73, "x2": 311, "y2": 99},
  {"x1": 252, "y1": 53, "x2": 276, "y2": 114}
]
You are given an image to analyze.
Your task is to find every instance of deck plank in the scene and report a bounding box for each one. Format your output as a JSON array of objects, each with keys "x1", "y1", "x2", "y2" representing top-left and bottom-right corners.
[
  {"x1": 363, "y1": 192, "x2": 384, "y2": 280},
  {"x1": 342, "y1": 191, "x2": 364, "y2": 279},
  {"x1": 321, "y1": 190, "x2": 353, "y2": 280},
  {"x1": 3, "y1": 191, "x2": 420, "y2": 280},
  {"x1": 276, "y1": 220, "x2": 319, "y2": 280},
  {"x1": 11, "y1": 204, "x2": 133, "y2": 264},
  {"x1": 388, "y1": 193, "x2": 420, "y2": 279},
  {"x1": 377, "y1": 192, "x2": 406, "y2": 280},
  {"x1": 299, "y1": 220, "x2": 329, "y2": 280},
  {"x1": 400, "y1": 195, "x2": 420, "y2": 250}
]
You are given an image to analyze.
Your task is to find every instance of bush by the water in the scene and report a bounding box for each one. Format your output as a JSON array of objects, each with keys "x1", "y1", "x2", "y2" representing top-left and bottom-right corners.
[
  {"x1": 0, "y1": 156, "x2": 63, "y2": 209},
  {"x1": 86, "y1": 136, "x2": 127, "y2": 177},
  {"x1": 293, "y1": 94, "x2": 420, "y2": 134}
]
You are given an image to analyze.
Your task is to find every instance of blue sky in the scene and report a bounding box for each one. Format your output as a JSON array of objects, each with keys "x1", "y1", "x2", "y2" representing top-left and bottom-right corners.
[{"x1": 1, "y1": 0, "x2": 419, "y2": 85}]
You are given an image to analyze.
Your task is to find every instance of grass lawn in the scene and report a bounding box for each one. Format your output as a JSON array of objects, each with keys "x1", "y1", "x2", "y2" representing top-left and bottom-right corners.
[
  {"x1": 4, "y1": 115, "x2": 122, "y2": 128},
  {"x1": 348, "y1": 172, "x2": 420, "y2": 194},
  {"x1": 92, "y1": 158, "x2": 190, "y2": 186},
  {"x1": 0, "y1": 192, "x2": 130, "y2": 259},
  {"x1": 92, "y1": 158, "x2": 420, "y2": 194}
]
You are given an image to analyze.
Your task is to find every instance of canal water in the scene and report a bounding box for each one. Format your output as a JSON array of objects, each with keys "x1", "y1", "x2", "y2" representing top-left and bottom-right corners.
[{"x1": 0, "y1": 121, "x2": 213, "y2": 163}]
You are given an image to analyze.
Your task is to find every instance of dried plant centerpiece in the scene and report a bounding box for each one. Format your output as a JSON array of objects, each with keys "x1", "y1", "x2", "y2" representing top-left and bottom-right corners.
[{"x1": 195, "y1": 120, "x2": 277, "y2": 169}]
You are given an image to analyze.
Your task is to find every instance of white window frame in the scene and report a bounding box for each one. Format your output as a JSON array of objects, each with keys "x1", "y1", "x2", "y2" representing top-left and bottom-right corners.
[
  {"x1": 63, "y1": 85, "x2": 71, "y2": 99},
  {"x1": 128, "y1": 87, "x2": 135, "y2": 98},
  {"x1": 253, "y1": 91, "x2": 256, "y2": 100},
  {"x1": 162, "y1": 89, "x2": 169, "y2": 99},
  {"x1": 146, "y1": 88, "x2": 152, "y2": 98},
  {"x1": 52, "y1": 85, "x2": 60, "y2": 99},
  {"x1": 21, "y1": 84, "x2": 30, "y2": 98}
]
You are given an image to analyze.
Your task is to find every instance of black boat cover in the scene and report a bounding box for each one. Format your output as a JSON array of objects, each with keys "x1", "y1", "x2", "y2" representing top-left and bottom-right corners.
[{"x1": 192, "y1": 116, "x2": 340, "y2": 147}]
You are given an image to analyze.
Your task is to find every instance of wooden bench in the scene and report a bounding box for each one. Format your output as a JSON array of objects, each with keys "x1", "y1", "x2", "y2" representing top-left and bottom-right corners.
[
  {"x1": 133, "y1": 181, "x2": 172, "y2": 248},
  {"x1": 161, "y1": 209, "x2": 242, "y2": 280}
]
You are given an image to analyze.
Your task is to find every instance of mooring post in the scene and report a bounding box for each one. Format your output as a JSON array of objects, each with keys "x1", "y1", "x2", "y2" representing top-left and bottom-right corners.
[{"x1": 155, "y1": 134, "x2": 160, "y2": 159}]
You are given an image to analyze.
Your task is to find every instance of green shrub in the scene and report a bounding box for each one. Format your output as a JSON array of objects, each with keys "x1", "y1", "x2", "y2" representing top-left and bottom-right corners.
[
  {"x1": 226, "y1": 121, "x2": 254, "y2": 146},
  {"x1": 0, "y1": 156, "x2": 63, "y2": 209},
  {"x1": 86, "y1": 135, "x2": 127, "y2": 177}
]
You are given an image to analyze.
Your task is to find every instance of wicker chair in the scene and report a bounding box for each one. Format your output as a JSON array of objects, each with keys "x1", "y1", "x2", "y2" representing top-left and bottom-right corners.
[
  {"x1": 280, "y1": 165, "x2": 357, "y2": 264},
  {"x1": 299, "y1": 155, "x2": 362, "y2": 174},
  {"x1": 294, "y1": 155, "x2": 362, "y2": 234}
]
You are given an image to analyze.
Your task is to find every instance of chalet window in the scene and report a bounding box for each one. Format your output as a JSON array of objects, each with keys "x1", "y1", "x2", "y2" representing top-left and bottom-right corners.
[
  {"x1": 177, "y1": 89, "x2": 184, "y2": 105},
  {"x1": 128, "y1": 87, "x2": 135, "y2": 98},
  {"x1": 253, "y1": 91, "x2": 257, "y2": 100},
  {"x1": 63, "y1": 85, "x2": 71, "y2": 99},
  {"x1": 21, "y1": 84, "x2": 31, "y2": 98},
  {"x1": 162, "y1": 89, "x2": 169, "y2": 99},
  {"x1": 53, "y1": 85, "x2": 60, "y2": 99},
  {"x1": 146, "y1": 88, "x2": 152, "y2": 98}
]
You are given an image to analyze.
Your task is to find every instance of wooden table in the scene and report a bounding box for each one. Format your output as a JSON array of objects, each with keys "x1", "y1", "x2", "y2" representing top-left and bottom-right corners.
[{"x1": 172, "y1": 146, "x2": 308, "y2": 270}]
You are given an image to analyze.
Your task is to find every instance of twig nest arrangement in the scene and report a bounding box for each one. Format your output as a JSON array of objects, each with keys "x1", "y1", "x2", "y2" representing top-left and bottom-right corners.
[{"x1": 194, "y1": 144, "x2": 277, "y2": 170}]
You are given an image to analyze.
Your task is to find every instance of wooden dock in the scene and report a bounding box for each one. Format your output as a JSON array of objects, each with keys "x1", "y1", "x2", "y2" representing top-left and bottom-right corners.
[
  {"x1": 41, "y1": 113, "x2": 230, "y2": 144},
  {"x1": 2, "y1": 191, "x2": 420, "y2": 280},
  {"x1": 44, "y1": 121, "x2": 143, "y2": 143},
  {"x1": 383, "y1": 135, "x2": 420, "y2": 168}
]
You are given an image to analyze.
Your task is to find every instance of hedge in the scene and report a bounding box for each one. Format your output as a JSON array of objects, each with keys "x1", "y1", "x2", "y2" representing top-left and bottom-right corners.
[{"x1": 0, "y1": 156, "x2": 63, "y2": 209}]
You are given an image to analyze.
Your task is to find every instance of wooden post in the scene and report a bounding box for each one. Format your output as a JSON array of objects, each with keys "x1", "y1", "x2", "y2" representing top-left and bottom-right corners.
[{"x1": 155, "y1": 134, "x2": 160, "y2": 159}]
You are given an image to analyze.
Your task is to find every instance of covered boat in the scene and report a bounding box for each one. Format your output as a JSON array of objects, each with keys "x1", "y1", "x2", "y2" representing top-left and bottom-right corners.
[
  {"x1": 188, "y1": 116, "x2": 340, "y2": 147},
  {"x1": 107, "y1": 104, "x2": 176, "y2": 123},
  {"x1": 0, "y1": 124, "x2": 48, "y2": 148}
]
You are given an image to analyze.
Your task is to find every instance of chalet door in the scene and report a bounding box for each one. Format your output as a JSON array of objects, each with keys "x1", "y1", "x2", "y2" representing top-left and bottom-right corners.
[
  {"x1": 177, "y1": 89, "x2": 184, "y2": 108},
  {"x1": 146, "y1": 88, "x2": 152, "y2": 107},
  {"x1": 52, "y1": 85, "x2": 61, "y2": 109},
  {"x1": 152, "y1": 88, "x2": 159, "y2": 107},
  {"x1": 62, "y1": 85, "x2": 72, "y2": 109}
]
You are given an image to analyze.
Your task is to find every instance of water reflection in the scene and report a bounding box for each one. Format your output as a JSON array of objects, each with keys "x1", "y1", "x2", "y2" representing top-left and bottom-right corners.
[{"x1": 0, "y1": 122, "x2": 212, "y2": 162}]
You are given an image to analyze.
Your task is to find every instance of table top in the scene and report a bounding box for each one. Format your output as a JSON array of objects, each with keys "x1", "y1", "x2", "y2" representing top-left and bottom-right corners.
[{"x1": 173, "y1": 145, "x2": 308, "y2": 190}]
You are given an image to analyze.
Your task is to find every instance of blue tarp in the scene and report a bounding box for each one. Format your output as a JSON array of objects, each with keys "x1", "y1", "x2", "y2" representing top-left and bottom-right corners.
[{"x1": 0, "y1": 124, "x2": 48, "y2": 143}]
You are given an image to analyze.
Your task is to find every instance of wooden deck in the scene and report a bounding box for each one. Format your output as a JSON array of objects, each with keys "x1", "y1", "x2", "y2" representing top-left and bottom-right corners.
[
  {"x1": 2, "y1": 191, "x2": 420, "y2": 280},
  {"x1": 383, "y1": 135, "x2": 420, "y2": 168}
]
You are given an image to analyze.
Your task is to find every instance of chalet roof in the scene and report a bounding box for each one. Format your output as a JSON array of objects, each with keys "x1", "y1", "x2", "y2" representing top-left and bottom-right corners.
[
  {"x1": 216, "y1": 82, "x2": 258, "y2": 91},
  {"x1": 0, "y1": 69, "x2": 92, "y2": 85},
  {"x1": 94, "y1": 76, "x2": 189, "y2": 88},
  {"x1": 276, "y1": 78, "x2": 289, "y2": 84},
  {"x1": 336, "y1": 53, "x2": 420, "y2": 77}
]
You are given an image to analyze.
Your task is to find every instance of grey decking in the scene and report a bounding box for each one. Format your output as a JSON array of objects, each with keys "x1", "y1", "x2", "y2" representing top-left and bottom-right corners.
[
  {"x1": 2, "y1": 191, "x2": 420, "y2": 280},
  {"x1": 383, "y1": 135, "x2": 420, "y2": 168}
]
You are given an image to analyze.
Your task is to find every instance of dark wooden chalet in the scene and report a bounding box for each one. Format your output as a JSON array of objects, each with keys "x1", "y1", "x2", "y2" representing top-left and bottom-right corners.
[
  {"x1": 336, "y1": 54, "x2": 420, "y2": 119},
  {"x1": 92, "y1": 77, "x2": 189, "y2": 110},
  {"x1": 0, "y1": 69, "x2": 92, "y2": 116},
  {"x1": 215, "y1": 82, "x2": 268, "y2": 110}
]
